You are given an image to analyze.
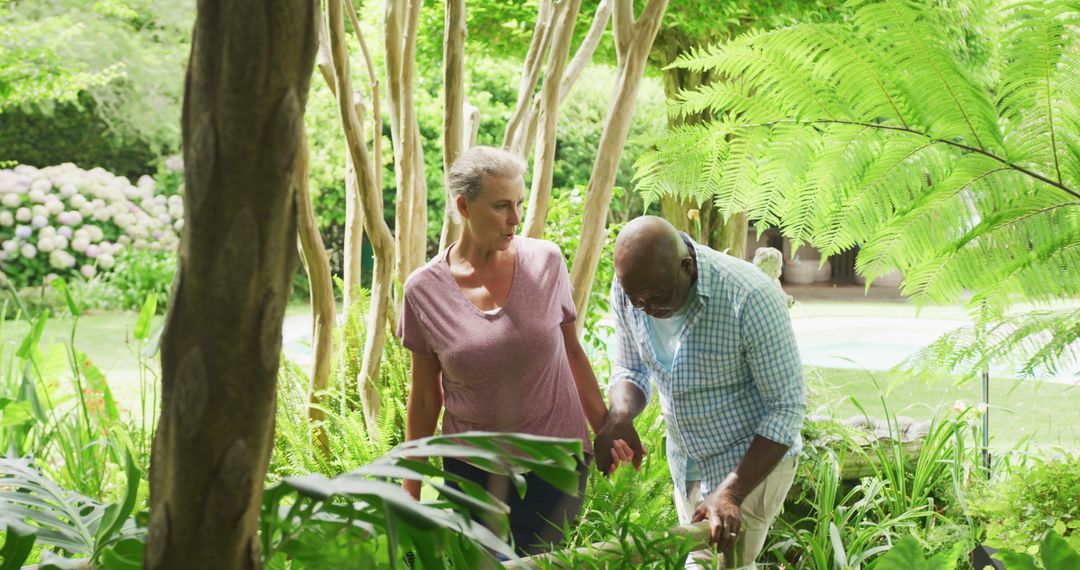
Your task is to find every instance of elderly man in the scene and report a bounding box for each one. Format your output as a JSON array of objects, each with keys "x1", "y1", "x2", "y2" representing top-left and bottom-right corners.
[{"x1": 596, "y1": 216, "x2": 806, "y2": 568}]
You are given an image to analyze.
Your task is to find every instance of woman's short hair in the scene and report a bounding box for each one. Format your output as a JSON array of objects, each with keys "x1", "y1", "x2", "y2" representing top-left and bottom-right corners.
[{"x1": 446, "y1": 146, "x2": 527, "y2": 203}]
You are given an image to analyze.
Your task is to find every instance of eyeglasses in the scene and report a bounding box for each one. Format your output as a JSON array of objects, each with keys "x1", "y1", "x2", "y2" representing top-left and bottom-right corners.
[{"x1": 625, "y1": 255, "x2": 693, "y2": 313}]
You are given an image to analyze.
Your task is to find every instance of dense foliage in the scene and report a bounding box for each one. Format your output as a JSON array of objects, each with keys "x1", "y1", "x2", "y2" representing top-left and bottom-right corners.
[{"x1": 637, "y1": 0, "x2": 1080, "y2": 380}]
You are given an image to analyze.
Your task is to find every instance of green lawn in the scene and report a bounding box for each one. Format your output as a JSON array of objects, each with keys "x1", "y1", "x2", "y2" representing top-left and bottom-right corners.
[{"x1": 808, "y1": 366, "x2": 1080, "y2": 452}]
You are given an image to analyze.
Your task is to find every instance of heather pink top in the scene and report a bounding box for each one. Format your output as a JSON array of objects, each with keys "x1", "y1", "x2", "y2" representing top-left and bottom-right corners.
[{"x1": 397, "y1": 237, "x2": 592, "y2": 454}]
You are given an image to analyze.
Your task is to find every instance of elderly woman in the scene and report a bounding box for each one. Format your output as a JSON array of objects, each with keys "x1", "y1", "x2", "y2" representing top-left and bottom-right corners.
[{"x1": 397, "y1": 146, "x2": 611, "y2": 555}]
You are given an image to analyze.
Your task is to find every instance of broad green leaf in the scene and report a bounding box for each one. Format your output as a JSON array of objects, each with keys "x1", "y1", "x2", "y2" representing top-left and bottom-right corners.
[
  {"x1": 994, "y1": 549, "x2": 1038, "y2": 570},
  {"x1": 50, "y1": 278, "x2": 79, "y2": 317},
  {"x1": 77, "y1": 351, "x2": 120, "y2": 423},
  {"x1": 869, "y1": 536, "x2": 958, "y2": 569},
  {"x1": 0, "y1": 515, "x2": 37, "y2": 570},
  {"x1": 97, "y1": 538, "x2": 144, "y2": 569},
  {"x1": 1041, "y1": 530, "x2": 1080, "y2": 570},
  {"x1": 16, "y1": 311, "x2": 49, "y2": 359},
  {"x1": 94, "y1": 449, "x2": 140, "y2": 551},
  {"x1": 133, "y1": 293, "x2": 157, "y2": 340},
  {"x1": 0, "y1": 400, "x2": 33, "y2": 427}
]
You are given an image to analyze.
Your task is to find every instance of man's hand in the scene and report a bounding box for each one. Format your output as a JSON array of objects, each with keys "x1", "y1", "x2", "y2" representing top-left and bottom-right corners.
[
  {"x1": 692, "y1": 489, "x2": 742, "y2": 553},
  {"x1": 594, "y1": 413, "x2": 645, "y2": 475},
  {"x1": 403, "y1": 479, "x2": 421, "y2": 501}
]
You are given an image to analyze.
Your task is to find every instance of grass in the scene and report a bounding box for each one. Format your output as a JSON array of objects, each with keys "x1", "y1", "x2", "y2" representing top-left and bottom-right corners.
[{"x1": 809, "y1": 366, "x2": 1080, "y2": 452}]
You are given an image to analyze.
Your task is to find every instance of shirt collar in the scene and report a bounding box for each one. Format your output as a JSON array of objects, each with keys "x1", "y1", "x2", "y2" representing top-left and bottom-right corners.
[{"x1": 678, "y1": 232, "x2": 712, "y2": 301}]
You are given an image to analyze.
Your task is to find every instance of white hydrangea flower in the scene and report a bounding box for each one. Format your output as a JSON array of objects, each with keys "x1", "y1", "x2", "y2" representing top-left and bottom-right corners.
[
  {"x1": 2, "y1": 240, "x2": 16, "y2": 253},
  {"x1": 15, "y1": 207, "x2": 31, "y2": 222},
  {"x1": 0, "y1": 211, "x2": 13, "y2": 226},
  {"x1": 1, "y1": 193, "x2": 20, "y2": 208},
  {"x1": 31, "y1": 215, "x2": 47, "y2": 228},
  {"x1": 20, "y1": 243, "x2": 37, "y2": 258},
  {"x1": 98, "y1": 253, "x2": 116, "y2": 269},
  {"x1": 80, "y1": 265, "x2": 96, "y2": 278},
  {"x1": 117, "y1": 235, "x2": 131, "y2": 246},
  {"x1": 60, "y1": 184, "x2": 78, "y2": 197},
  {"x1": 39, "y1": 226, "x2": 56, "y2": 239},
  {"x1": 37, "y1": 237, "x2": 56, "y2": 253},
  {"x1": 57, "y1": 211, "x2": 83, "y2": 226},
  {"x1": 71, "y1": 237, "x2": 89, "y2": 252},
  {"x1": 85, "y1": 244, "x2": 100, "y2": 258},
  {"x1": 58, "y1": 226, "x2": 72, "y2": 238},
  {"x1": 31, "y1": 205, "x2": 48, "y2": 218},
  {"x1": 28, "y1": 189, "x2": 47, "y2": 203},
  {"x1": 53, "y1": 235, "x2": 69, "y2": 250},
  {"x1": 49, "y1": 250, "x2": 74, "y2": 269},
  {"x1": 134, "y1": 238, "x2": 148, "y2": 249},
  {"x1": 70, "y1": 194, "x2": 88, "y2": 209},
  {"x1": 85, "y1": 225, "x2": 104, "y2": 242},
  {"x1": 173, "y1": 218, "x2": 184, "y2": 232},
  {"x1": 30, "y1": 178, "x2": 51, "y2": 192},
  {"x1": 45, "y1": 199, "x2": 64, "y2": 215}
]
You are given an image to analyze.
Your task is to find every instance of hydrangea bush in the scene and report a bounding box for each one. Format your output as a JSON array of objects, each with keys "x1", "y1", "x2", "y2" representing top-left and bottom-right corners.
[{"x1": 0, "y1": 163, "x2": 182, "y2": 289}]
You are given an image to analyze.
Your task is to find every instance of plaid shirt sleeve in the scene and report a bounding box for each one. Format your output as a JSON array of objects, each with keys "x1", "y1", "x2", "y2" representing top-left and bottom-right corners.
[
  {"x1": 608, "y1": 277, "x2": 652, "y2": 401},
  {"x1": 740, "y1": 284, "x2": 806, "y2": 448}
]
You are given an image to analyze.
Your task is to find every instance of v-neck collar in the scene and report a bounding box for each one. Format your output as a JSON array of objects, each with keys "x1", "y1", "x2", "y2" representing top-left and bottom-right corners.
[{"x1": 439, "y1": 236, "x2": 522, "y2": 320}]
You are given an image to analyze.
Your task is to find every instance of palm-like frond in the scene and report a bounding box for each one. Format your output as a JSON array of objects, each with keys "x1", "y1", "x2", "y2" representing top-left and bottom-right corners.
[{"x1": 637, "y1": 0, "x2": 1080, "y2": 379}]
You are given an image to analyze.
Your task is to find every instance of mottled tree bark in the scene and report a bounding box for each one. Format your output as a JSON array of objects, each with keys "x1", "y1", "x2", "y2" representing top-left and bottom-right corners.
[
  {"x1": 330, "y1": 0, "x2": 396, "y2": 438},
  {"x1": 521, "y1": 0, "x2": 582, "y2": 238},
  {"x1": 146, "y1": 0, "x2": 317, "y2": 567},
  {"x1": 440, "y1": 0, "x2": 466, "y2": 250},
  {"x1": 569, "y1": 0, "x2": 668, "y2": 333},
  {"x1": 386, "y1": 0, "x2": 428, "y2": 281},
  {"x1": 294, "y1": 136, "x2": 334, "y2": 456}
]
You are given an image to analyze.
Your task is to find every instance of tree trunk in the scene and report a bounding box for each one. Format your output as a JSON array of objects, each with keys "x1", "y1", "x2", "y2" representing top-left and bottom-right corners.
[
  {"x1": 295, "y1": 136, "x2": 334, "y2": 457},
  {"x1": 146, "y1": 0, "x2": 317, "y2": 567},
  {"x1": 522, "y1": 0, "x2": 582, "y2": 238},
  {"x1": 386, "y1": 0, "x2": 428, "y2": 281},
  {"x1": 330, "y1": 0, "x2": 396, "y2": 438},
  {"x1": 569, "y1": 0, "x2": 668, "y2": 334},
  {"x1": 504, "y1": 0, "x2": 555, "y2": 154},
  {"x1": 657, "y1": 39, "x2": 748, "y2": 256},
  {"x1": 440, "y1": 0, "x2": 466, "y2": 250}
]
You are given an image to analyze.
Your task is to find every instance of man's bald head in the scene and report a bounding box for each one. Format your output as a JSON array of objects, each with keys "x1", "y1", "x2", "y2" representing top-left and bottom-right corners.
[{"x1": 614, "y1": 216, "x2": 685, "y2": 283}]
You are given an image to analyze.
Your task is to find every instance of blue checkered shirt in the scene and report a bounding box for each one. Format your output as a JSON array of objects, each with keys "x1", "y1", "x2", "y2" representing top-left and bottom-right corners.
[{"x1": 609, "y1": 238, "x2": 806, "y2": 497}]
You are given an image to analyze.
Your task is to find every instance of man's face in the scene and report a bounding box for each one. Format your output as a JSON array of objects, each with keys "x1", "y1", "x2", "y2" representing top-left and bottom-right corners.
[{"x1": 620, "y1": 264, "x2": 683, "y2": 318}]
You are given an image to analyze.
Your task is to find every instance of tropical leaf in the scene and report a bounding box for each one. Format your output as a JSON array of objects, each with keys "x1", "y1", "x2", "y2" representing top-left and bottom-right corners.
[{"x1": 637, "y1": 0, "x2": 1080, "y2": 379}]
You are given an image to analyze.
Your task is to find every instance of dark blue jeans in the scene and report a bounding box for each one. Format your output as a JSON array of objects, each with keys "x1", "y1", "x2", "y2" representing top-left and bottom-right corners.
[{"x1": 444, "y1": 455, "x2": 590, "y2": 556}]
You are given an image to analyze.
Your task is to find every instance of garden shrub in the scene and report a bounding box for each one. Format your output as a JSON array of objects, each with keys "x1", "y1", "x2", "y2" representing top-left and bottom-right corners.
[
  {"x1": 0, "y1": 163, "x2": 181, "y2": 294},
  {"x1": 972, "y1": 453, "x2": 1080, "y2": 554}
]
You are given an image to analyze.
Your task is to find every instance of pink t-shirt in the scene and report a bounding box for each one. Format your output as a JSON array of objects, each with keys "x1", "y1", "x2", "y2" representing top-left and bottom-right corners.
[{"x1": 397, "y1": 237, "x2": 592, "y2": 455}]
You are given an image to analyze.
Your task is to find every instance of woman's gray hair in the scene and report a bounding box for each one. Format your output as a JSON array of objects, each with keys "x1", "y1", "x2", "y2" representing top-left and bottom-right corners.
[{"x1": 446, "y1": 146, "x2": 527, "y2": 203}]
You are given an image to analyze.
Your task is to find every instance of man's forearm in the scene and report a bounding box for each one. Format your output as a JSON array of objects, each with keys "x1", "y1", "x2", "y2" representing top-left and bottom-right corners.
[
  {"x1": 715, "y1": 435, "x2": 789, "y2": 504},
  {"x1": 607, "y1": 381, "x2": 647, "y2": 421}
]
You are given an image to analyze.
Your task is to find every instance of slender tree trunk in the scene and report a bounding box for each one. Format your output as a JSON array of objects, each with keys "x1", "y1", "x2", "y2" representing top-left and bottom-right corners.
[
  {"x1": 386, "y1": 0, "x2": 428, "y2": 281},
  {"x1": 330, "y1": 0, "x2": 396, "y2": 438},
  {"x1": 522, "y1": 0, "x2": 582, "y2": 238},
  {"x1": 504, "y1": 0, "x2": 555, "y2": 154},
  {"x1": 440, "y1": 0, "x2": 466, "y2": 250},
  {"x1": 569, "y1": 0, "x2": 668, "y2": 333},
  {"x1": 146, "y1": 0, "x2": 317, "y2": 567},
  {"x1": 295, "y1": 136, "x2": 334, "y2": 456}
]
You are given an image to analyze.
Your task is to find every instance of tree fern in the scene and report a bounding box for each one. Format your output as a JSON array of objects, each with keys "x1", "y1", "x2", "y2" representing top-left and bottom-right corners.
[{"x1": 636, "y1": 0, "x2": 1080, "y2": 379}]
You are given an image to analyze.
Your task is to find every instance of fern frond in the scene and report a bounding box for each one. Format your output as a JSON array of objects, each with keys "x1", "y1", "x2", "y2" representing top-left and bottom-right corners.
[
  {"x1": 642, "y1": 0, "x2": 1080, "y2": 377},
  {"x1": 906, "y1": 308, "x2": 1080, "y2": 381}
]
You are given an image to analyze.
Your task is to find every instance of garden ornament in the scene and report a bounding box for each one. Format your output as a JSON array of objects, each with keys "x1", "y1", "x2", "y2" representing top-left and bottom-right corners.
[{"x1": 752, "y1": 247, "x2": 793, "y2": 308}]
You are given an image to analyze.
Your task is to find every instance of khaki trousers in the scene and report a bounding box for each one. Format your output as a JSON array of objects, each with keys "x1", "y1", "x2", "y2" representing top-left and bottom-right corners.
[{"x1": 674, "y1": 458, "x2": 797, "y2": 569}]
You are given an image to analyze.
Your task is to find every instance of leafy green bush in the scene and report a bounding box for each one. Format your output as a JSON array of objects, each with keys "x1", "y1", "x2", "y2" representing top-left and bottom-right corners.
[
  {"x1": 995, "y1": 529, "x2": 1080, "y2": 570},
  {"x1": 98, "y1": 248, "x2": 176, "y2": 312},
  {"x1": 972, "y1": 453, "x2": 1080, "y2": 555}
]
